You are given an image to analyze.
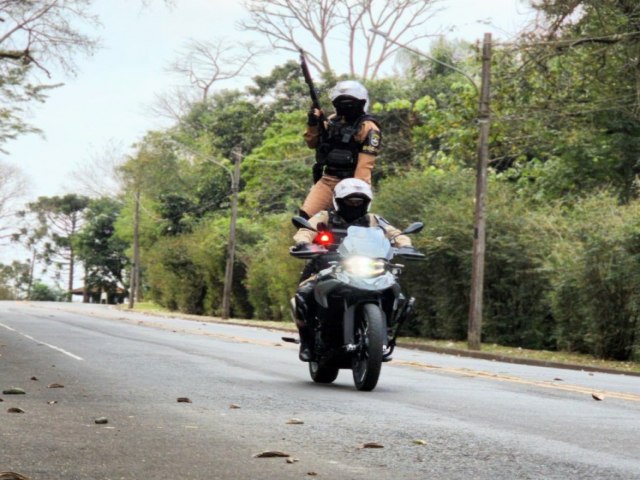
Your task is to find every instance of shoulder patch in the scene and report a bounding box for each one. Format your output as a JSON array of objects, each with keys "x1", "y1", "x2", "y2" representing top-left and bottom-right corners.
[{"x1": 361, "y1": 129, "x2": 381, "y2": 155}]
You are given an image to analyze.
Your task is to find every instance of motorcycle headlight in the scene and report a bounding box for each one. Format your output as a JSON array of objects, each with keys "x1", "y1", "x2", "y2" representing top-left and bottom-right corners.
[{"x1": 342, "y1": 256, "x2": 386, "y2": 277}]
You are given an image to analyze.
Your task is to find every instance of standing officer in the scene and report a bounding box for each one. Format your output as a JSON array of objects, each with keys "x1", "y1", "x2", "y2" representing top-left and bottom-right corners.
[{"x1": 299, "y1": 80, "x2": 381, "y2": 219}]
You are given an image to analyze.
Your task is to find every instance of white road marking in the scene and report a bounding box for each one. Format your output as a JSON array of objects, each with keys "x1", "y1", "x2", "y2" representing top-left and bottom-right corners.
[{"x1": 0, "y1": 321, "x2": 84, "y2": 361}]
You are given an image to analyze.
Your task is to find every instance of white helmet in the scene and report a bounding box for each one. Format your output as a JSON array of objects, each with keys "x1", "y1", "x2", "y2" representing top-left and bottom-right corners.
[
  {"x1": 333, "y1": 178, "x2": 373, "y2": 221},
  {"x1": 330, "y1": 80, "x2": 369, "y2": 112}
]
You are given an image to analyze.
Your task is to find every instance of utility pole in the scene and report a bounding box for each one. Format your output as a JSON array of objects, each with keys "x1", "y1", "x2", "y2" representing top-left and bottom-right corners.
[
  {"x1": 222, "y1": 145, "x2": 242, "y2": 320},
  {"x1": 468, "y1": 33, "x2": 492, "y2": 350},
  {"x1": 128, "y1": 188, "x2": 141, "y2": 309}
]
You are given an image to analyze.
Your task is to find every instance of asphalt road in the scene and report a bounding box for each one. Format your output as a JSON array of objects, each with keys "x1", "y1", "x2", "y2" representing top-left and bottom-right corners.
[{"x1": 1, "y1": 301, "x2": 639, "y2": 480}]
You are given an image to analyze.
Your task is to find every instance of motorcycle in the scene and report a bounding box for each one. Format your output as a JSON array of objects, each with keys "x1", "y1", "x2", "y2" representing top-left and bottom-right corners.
[{"x1": 283, "y1": 216, "x2": 424, "y2": 391}]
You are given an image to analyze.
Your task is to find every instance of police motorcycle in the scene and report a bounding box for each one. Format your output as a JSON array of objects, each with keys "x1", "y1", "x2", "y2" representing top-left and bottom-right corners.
[{"x1": 284, "y1": 216, "x2": 424, "y2": 391}]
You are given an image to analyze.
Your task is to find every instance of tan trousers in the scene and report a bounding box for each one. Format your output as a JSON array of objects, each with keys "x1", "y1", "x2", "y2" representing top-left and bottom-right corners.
[{"x1": 300, "y1": 175, "x2": 341, "y2": 217}]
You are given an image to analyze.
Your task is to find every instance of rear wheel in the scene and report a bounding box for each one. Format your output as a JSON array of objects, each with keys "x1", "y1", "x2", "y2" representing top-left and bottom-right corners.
[
  {"x1": 309, "y1": 360, "x2": 339, "y2": 384},
  {"x1": 352, "y1": 303, "x2": 384, "y2": 391}
]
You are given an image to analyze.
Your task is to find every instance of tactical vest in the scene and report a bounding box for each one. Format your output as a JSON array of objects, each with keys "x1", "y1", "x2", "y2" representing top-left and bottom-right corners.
[{"x1": 317, "y1": 114, "x2": 379, "y2": 179}]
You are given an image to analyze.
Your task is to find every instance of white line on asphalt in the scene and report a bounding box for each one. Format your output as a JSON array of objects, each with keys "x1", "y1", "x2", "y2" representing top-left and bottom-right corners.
[{"x1": 0, "y1": 321, "x2": 84, "y2": 361}]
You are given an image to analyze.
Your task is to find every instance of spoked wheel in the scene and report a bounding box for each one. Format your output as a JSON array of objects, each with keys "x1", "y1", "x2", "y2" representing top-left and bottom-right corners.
[
  {"x1": 352, "y1": 303, "x2": 384, "y2": 391},
  {"x1": 309, "y1": 360, "x2": 339, "y2": 384}
]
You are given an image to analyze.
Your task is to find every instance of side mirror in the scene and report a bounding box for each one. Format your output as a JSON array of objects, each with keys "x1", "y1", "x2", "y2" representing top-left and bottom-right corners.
[
  {"x1": 292, "y1": 216, "x2": 317, "y2": 232},
  {"x1": 402, "y1": 222, "x2": 424, "y2": 235}
]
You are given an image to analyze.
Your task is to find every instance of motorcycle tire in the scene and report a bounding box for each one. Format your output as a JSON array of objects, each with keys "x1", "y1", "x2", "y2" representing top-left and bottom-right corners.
[
  {"x1": 352, "y1": 303, "x2": 384, "y2": 391},
  {"x1": 309, "y1": 360, "x2": 339, "y2": 384}
]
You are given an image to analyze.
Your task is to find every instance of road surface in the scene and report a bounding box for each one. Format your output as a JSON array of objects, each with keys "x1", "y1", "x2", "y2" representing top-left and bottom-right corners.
[{"x1": 1, "y1": 301, "x2": 639, "y2": 479}]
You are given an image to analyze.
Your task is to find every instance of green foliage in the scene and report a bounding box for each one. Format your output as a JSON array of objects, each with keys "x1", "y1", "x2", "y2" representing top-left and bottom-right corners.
[
  {"x1": 145, "y1": 215, "x2": 262, "y2": 317},
  {"x1": 29, "y1": 282, "x2": 65, "y2": 302},
  {"x1": 244, "y1": 214, "x2": 301, "y2": 320},
  {"x1": 241, "y1": 111, "x2": 312, "y2": 214},
  {"x1": 376, "y1": 169, "x2": 555, "y2": 349},
  {"x1": 75, "y1": 197, "x2": 129, "y2": 292},
  {"x1": 0, "y1": 260, "x2": 31, "y2": 299},
  {"x1": 543, "y1": 193, "x2": 640, "y2": 360}
]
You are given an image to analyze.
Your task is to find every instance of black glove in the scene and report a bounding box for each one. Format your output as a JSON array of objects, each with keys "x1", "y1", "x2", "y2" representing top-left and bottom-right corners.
[
  {"x1": 291, "y1": 242, "x2": 310, "y2": 252},
  {"x1": 312, "y1": 162, "x2": 323, "y2": 183},
  {"x1": 307, "y1": 108, "x2": 320, "y2": 127}
]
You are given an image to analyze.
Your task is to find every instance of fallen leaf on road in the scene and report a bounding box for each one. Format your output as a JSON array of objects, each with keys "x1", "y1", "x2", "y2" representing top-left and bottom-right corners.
[
  {"x1": 287, "y1": 418, "x2": 304, "y2": 425},
  {"x1": 0, "y1": 398, "x2": 3, "y2": 402},
  {"x1": 7, "y1": 407, "x2": 25, "y2": 413},
  {"x1": 47, "y1": 383, "x2": 64, "y2": 389},
  {"x1": 177, "y1": 397, "x2": 192, "y2": 403},
  {"x1": 307, "y1": 472, "x2": 318, "y2": 476},
  {"x1": 30, "y1": 377, "x2": 38, "y2": 381},
  {"x1": 286, "y1": 458, "x2": 299, "y2": 464},
  {"x1": 592, "y1": 393, "x2": 604, "y2": 401},
  {"x1": 47, "y1": 401, "x2": 58, "y2": 405},
  {"x1": 94, "y1": 417, "x2": 109, "y2": 424},
  {"x1": 0, "y1": 472, "x2": 31, "y2": 480},
  {"x1": 2, "y1": 388, "x2": 25, "y2": 395},
  {"x1": 229, "y1": 404, "x2": 241, "y2": 409},
  {"x1": 413, "y1": 439, "x2": 428, "y2": 445},
  {"x1": 254, "y1": 451, "x2": 290, "y2": 458},
  {"x1": 359, "y1": 442, "x2": 384, "y2": 449},
  {"x1": 553, "y1": 378, "x2": 563, "y2": 381}
]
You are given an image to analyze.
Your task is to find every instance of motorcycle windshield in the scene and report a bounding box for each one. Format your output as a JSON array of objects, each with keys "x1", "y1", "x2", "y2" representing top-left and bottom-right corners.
[{"x1": 337, "y1": 226, "x2": 392, "y2": 260}]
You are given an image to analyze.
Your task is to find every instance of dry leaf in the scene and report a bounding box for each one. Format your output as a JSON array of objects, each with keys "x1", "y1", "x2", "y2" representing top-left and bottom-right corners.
[
  {"x1": 30, "y1": 377, "x2": 38, "y2": 381},
  {"x1": 94, "y1": 417, "x2": 109, "y2": 424},
  {"x1": 0, "y1": 472, "x2": 31, "y2": 480},
  {"x1": 229, "y1": 404, "x2": 241, "y2": 409},
  {"x1": 359, "y1": 442, "x2": 384, "y2": 449},
  {"x1": 47, "y1": 383, "x2": 64, "y2": 389},
  {"x1": 592, "y1": 393, "x2": 604, "y2": 401},
  {"x1": 2, "y1": 387, "x2": 25, "y2": 395},
  {"x1": 553, "y1": 378, "x2": 563, "y2": 381},
  {"x1": 287, "y1": 418, "x2": 304, "y2": 425},
  {"x1": 286, "y1": 458, "x2": 299, "y2": 464},
  {"x1": 177, "y1": 397, "x2": 192, "y2": 403},
  {"x1": 413, "y1": 439, "x2": 428, "y2": 445},
  {"x1": 254, "y1": 451, "x2": 290, "y2": 458},
  {"x1": 7, "y1": 407, "x2": 25, "y2": 413},
  {"x1": 307, "y1": 472, "x2": 318, "y2": 476}
]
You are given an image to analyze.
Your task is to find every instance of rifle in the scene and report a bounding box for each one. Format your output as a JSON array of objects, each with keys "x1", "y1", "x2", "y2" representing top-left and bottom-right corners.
[{"x1": 300, "y1": 49, "x2": 325, "y2": 183}]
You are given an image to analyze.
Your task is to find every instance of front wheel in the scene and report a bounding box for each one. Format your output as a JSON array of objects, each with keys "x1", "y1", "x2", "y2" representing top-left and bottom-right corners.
[
  {"x1": 352, "y1": 303, "x2": 384, "y2": 391},
  {"x1": 309, "y1": 360, "x2": 339, "y2": 384}
]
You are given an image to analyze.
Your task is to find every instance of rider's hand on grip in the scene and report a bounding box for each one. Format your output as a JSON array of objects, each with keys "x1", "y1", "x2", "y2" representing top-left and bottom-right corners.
[
  {"x1": 291, "y1": 242, "x2": 311, "y2": 253},
  {"x1": 396, "y1": 246, "x2": 425, "y2": 259}
]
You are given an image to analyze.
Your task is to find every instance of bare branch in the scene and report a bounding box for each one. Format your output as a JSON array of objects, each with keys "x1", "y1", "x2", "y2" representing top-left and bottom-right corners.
[
  {"x1": 241, "y1": 0, "x2": 441, "y2": 79},
  {"x1": 167, "y1": 38, "x2": 266, "y2": 101}
]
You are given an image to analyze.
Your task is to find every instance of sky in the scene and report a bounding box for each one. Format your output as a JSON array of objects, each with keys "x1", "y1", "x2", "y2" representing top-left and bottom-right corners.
[{"x1": 0, "y1": 0, "x2": 535, "y2": 266}]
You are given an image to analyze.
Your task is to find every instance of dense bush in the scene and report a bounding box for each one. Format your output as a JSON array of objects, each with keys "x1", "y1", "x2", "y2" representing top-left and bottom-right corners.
[
  {"x1": 375, "y1": 168, "x2": 554, "y2": 349},
  {"x1": 544, "y1": 194, "x2": 640, "y2": 361}
]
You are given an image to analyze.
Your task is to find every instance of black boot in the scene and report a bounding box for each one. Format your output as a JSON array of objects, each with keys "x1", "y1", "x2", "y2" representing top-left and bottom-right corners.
[{"x1": 298, "y1": 326, "x2": 313, "y2": 362}]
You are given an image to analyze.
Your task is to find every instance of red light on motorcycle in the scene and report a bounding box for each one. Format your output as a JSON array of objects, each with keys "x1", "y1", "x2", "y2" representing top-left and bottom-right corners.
[{"x1": 316, "y1": 231, "x2": 333, "y2": 246}]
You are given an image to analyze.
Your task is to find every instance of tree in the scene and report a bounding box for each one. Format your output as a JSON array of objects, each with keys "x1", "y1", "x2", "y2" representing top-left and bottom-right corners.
[
  {"x1": 0, "y1": 260, "x2": 31, "y2": 299},
  {"x1": 27, "y1": 194, "x2": 90, "y2": 300},
  {"x1": 487, "y1": 0, "x2": 640, "y2": 201},
  {"x1": 151, "y1": 38, "x2": 265, "y2": 120},
  {"x1": 0, "y1": 159, "x2": 28, "y2": 242},
  {"x1": 241, "y1": 0, "x2": 441, "y2": 78},
  {"x1": 0, "y1": 0, "x2": 99, "y2": 148},
  {"x1": 75, "y1": 197, "x2": 129, "y2": 302}
]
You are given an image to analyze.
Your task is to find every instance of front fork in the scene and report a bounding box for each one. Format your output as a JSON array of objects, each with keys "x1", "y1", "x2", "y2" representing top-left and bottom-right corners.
[{"x1": 342, "y1": 299, "x2": 388, "y2": 353}]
